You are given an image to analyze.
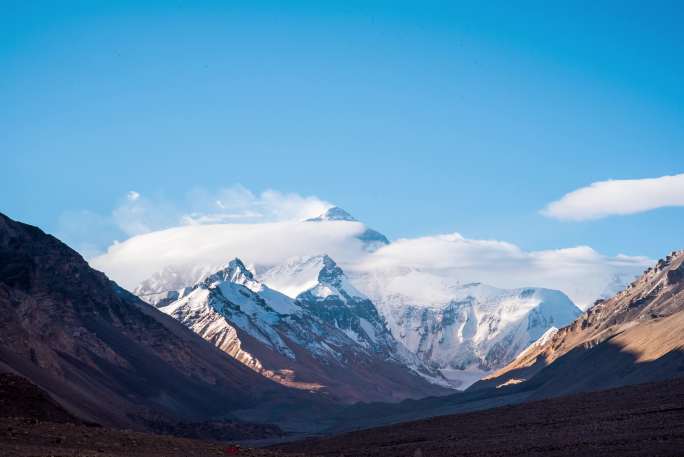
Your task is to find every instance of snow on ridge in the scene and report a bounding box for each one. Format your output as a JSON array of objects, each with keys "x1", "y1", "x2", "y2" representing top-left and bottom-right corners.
[
  {"x1": 305, "y1": 206, "x2": 357, "y2": 222},
  {"x1": 258, "y1": 254, "x2": 367, "y2": 301},
  {"x1": 135, "y1": 251, "x2": 582, "y2": 390},
  {"x1": 346, "y1": 267, "x2": 581, "y2": 389},
  {"x1": 515, "y1": 326, "x2": 559, "y2": 362}
]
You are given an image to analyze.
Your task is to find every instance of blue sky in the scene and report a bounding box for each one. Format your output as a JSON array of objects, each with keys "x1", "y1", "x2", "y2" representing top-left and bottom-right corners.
[{"x1": 2, "y1": 0, "x2": 683, "y2": 260}]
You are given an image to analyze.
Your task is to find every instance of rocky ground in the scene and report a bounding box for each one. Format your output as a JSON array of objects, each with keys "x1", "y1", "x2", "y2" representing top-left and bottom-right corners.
[
  {"x1": 0, "y1": 373, "x2": 298, "y2": 457},
  {"x1": 4, "y1": 370, "x2": 684, "y2": 456},
  {"x1": 0, "y1": 373, "x2": 80, "y2": 424},
  {"x1": 0, "y1": 417, "x2": 303, "y2": 457},
  {"x1": 273, "y1": 376, "x2": 684, "y2": 457}
]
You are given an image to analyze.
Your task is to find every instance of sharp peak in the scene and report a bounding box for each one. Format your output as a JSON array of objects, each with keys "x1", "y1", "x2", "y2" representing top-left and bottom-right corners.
[
  {"x1": 305, "y1": 253, "x2": 338, "y2": 268},
  {"x1": 226, "y1": 257, "x2": 247, "y2": 269},
  {"x1": 316, "y1": 253, "x2": 333, "y2": 262},
  {"x1": 316, "y1": 254, "x2": 345, "y2": 283},
  {"x1": 206, "y1": 258, "x2": 255, "y2": 283},
  {"x1": 305, "y1": 206, "x2": 358, "y2": 222}
]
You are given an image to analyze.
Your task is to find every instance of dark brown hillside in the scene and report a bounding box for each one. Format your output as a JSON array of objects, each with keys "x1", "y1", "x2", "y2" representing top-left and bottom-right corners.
[
  {"x1": 0, "y1": 212, "x2": 309, "y2": 431},
  {"x1": 0, "y1": 373, "x2": 79, "y2": 424}
]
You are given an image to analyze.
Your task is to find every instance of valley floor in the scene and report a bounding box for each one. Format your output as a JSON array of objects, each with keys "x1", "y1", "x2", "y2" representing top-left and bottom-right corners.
[
  {"x1": 272, "y1": 376, "x2": 684, "y2": 457},
  {"x1": 3, "y1": 377, "x2": 684, "y2": 457},
  {"x1": 0, "y1": 418, "x2": 302, "y2": 457}
]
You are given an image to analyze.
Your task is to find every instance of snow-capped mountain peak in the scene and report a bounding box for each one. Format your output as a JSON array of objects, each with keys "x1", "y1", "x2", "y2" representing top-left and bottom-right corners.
[
  {"x1": 305, "y1": 206, "x2": 357, "y2": 222},
  {"x1": 315, "y1": 255, "x2": 368, "y2": 301},
  {"x1": 350, "y1": 269, "x2": 582, "y2": 388},
  {"x1": 139, "y1": 257, "x2": 450, "y2": 400},
  {"x1": 259, "y1": 255, "x2": 367, "y2": 303},
  {"x1": 318, "y1": 254, "x2": 344, "y2": 284},
  {"x1": 304, "y1": 207, "x2": 390, "y2": 251},
  {"x1": 205, "y1": 258, "x2": 256, "y2": 287}
]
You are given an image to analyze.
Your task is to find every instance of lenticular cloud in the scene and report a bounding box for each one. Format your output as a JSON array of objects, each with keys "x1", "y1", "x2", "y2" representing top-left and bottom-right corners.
[
  {"x1": 542, "y1": 173, "x2": 684, "y2": 221},
  {"x1": 92, "y1": 219, "x2": 651, "y2": 310}
]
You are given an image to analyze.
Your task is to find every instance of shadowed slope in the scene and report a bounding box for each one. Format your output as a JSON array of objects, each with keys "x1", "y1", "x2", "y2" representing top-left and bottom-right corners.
[
  {"x1": 273, "y1": 377, "x2": 684, "y2": 457},
  {"x1": 0, "y1": 212, "x2": 305, "y2": 431}
]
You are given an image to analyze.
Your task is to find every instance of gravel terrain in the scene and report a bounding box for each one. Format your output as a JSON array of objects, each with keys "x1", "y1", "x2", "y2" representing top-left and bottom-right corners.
[{"x1": 273, "y1": 376, "x2": 684, "y2": 457}]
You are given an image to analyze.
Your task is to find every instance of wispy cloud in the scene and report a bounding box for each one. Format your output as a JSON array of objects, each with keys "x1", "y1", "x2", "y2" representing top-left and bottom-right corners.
[
  {"x1": 181, "y1": 187, "x2": 331, "y2": 225},
  {"x1": 542, "y1": 173, "x2": 684, "y2": 221},
  {"x1": 57, "y1": 186, "x2": 332, "y2": 257}
]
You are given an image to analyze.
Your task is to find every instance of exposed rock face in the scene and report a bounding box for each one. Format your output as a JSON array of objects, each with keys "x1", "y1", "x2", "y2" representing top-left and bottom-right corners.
[
  {"x1": 0, "y1": 212, "x2": 292, "y2": 429},
  {"x1": 296, "y1": 256, "x2": 395, "y2": 355},
  {"x1": 473, "y1": 250, "x2": 684, "y2": 396}
]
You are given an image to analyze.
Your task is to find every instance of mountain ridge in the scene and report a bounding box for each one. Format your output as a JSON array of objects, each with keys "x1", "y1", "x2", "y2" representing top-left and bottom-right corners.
[{"x1": 150, "y1": 254, "x2": 450, "y2": 402}]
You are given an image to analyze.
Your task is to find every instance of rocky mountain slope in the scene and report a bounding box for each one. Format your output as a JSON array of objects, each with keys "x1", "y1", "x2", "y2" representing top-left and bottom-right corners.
[
  {"x1": 0, "y1": 373, "x2": 79, "y2": 424},
  {"x1": 146, "y1": 255, "x2": 449, "y2": 403},
  {"x1": 299, "y1": 249, "x2": 684, "y2": 433},
  {"x1": 0, "y1": 212, "x2": 305, "y2": 430},
  {"x1": 472, "y1": 250, "x2": 684, "y2": 396}
]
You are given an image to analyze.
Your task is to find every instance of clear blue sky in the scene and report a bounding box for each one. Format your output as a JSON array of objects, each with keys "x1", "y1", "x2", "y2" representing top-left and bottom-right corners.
[{"x1": 2, "y1": 0, "x2": 683, "y2": 259}]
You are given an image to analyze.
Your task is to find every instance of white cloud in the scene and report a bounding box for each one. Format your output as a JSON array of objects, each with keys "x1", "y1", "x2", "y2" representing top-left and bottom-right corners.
[
  {"x1": 57, "y1": 186, "x2": 332, "y2": 257},
  {"x1": 66, "y1": 185, "x2": 654, "y2": 310},
  {"x1": 350, "y1": 234, "x2": 651, "y2": 309},
  {"x1": 91, "y1": 218, "x2": 652, "y2": 309},
  {"x1": 91, "y1": 221, "x2": 368, "y2": 290},
  {"x1": 543, "y1": 173, "x2": 684, "y2": 220},
  {"x1": 181, "y1": 186, "x2": 331, "y2": 225}
]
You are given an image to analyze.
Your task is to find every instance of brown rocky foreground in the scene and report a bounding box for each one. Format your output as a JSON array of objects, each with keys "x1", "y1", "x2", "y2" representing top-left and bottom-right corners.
[
  {"x1": 0, "y1": 417, "x2": 303, "y2": 457},
  {"x1": 273, "y1": 376, "x2": 684, "y2": 457},
  {"x1": 3, "y1": 373, "x2": 684, "y2": 456},
  {"x1": 0, "y1": 372, "x2": 295, "y2": 457}
]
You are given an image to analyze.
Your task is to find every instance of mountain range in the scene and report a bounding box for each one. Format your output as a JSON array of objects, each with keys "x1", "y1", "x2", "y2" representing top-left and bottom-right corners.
[
  {"x1": 144, "y1": 255, "x2": 448, "y2": 402},
  {"x1": 318, "y1": 249, "x2": 684, "y2": 432},
  {"x1": 132, "y1": 207, "x2": 582, "y2": 390},
  {"x1": 2, "y1": 209, "x2": 683, "y2": 452}
]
